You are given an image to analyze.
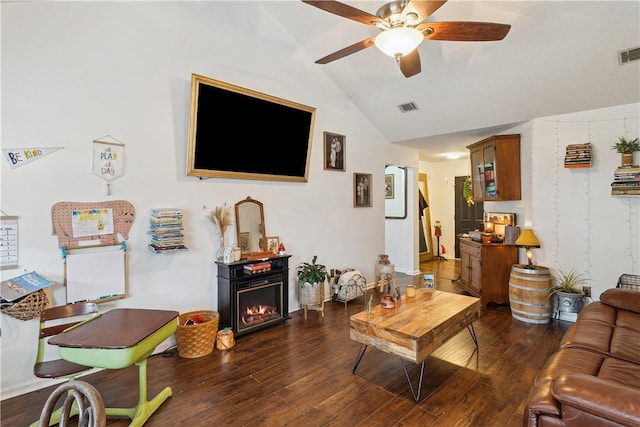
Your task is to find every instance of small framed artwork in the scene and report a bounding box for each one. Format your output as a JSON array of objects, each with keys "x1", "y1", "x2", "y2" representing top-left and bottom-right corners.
[
  {"x1": 487, "y1": 212, "x2": 516, "y2": 226},
  {"x1": 323, "y1": 131, "x2": 345, "y2": 171},
  {"x1": 385, "y1": 174, "x2": 394, "y2": 199},
  {"x1": 423, "y1": 272, "x2": 436, "y2": 291},
  {"x1": 354, "y1": 173, "x2": 372, "y2": 207},
  {"x1": 266, "y1": 236, "x2": 280, "y2": 254},
  {"x1": 239, "y1": 232, "x2": 251, "y2": 252}
]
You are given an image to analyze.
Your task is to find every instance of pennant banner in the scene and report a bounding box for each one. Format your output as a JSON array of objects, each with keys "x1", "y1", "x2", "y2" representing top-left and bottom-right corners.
[{"x1": 2, "y1": 147, "x2": 64, "y2": 169}]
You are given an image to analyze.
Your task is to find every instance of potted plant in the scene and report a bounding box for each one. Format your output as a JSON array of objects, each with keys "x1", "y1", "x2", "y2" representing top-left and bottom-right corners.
[
  {"x1": 296, "y1": 255, "x2": 328, "y2": 318},
  {"x1": 611, "y1": 136, "x2": 640, "y2": 167},
  {"x1": 548, "y1": 267, "x2": 588, "y2": 317}
]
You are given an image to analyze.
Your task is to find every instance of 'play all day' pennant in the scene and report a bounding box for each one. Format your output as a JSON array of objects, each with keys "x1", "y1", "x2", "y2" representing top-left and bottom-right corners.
[{"x1": 3, "y1": 147, "x2": 64, "y2": 169}]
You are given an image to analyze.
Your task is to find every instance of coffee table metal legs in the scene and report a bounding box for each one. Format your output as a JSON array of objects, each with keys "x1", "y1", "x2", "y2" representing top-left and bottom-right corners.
[
  {"x1": 352, "y1": 343, "x2": 368, "y2": 373},
  {"x1": 400, "y1": 358, "x2": 426, "y2": 402},
  {"x1": 468, "y1": 324, "x2": 478, "y2": 346},
  {"x1": 352, "y1": 325, "x2": 479, "y2": 402}
]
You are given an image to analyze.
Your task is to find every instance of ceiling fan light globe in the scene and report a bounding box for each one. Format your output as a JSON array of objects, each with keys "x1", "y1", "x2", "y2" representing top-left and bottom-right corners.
[{"x1": 374, "y1": 27, "x2": 423, "y2": 58}]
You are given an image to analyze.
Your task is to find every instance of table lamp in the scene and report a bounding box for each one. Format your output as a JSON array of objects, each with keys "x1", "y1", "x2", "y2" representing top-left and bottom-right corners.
[{"x1": 515, "y1": 229, "x2": 540, "y2": 269}]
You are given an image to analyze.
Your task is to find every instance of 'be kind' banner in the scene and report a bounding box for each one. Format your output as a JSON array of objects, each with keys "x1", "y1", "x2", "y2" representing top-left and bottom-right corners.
[{"x1": 3, "y1": 147, "x2": 64, "y2": 169}]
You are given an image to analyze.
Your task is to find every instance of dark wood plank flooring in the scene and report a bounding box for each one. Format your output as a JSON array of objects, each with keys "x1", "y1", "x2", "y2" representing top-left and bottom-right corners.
[{"x1": 1, "y1": 260, "x2": 571, "y2": 426}]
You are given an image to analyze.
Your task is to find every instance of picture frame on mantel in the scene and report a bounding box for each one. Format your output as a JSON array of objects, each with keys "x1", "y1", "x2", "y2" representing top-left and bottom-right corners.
[
  {"x1": 266, "y1": 236, "x2": 280, "y2": 255},
  {"x1": 323, "y1": 132, "x2": 345, "y2": 171},
  {"x1": 354, "y1": 173, "x2": 372, "y2": 207}
]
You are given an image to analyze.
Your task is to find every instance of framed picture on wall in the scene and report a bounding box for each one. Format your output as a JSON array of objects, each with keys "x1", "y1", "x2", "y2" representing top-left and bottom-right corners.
[
  {"x1": 385, "y1": 174, "x2": 394, "y2": 199},
  {"x1": 323, "y1": 132, "x2": 345, "y2": 171},
  {"x1": 354, "y1": 173, "x2": 372, "y2": 207}
]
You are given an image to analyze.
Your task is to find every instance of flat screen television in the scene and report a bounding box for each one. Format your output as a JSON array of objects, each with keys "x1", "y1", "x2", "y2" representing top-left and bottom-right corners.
[{"x1": 186, "y1": 74, "x2": 316, "y2": 182}]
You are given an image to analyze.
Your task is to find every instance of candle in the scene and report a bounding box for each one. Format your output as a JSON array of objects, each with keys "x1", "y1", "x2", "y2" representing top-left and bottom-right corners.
[{"x1": 405, "y1": 285, "x2": 416, "y2": 298}]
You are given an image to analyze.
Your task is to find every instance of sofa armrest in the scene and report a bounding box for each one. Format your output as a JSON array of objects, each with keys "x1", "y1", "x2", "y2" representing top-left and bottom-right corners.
[
  {"x1": 600, "y1": 288, "x2": 640, "y2": 313},
  {"x1": 551, "y1": 374, "x2": 640, "y2": 426}
]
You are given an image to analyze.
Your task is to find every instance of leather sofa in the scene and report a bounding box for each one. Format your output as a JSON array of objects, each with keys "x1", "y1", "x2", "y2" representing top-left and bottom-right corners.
[{"x1": 523, "y1": 288, "x2": 640, "y2": 427}]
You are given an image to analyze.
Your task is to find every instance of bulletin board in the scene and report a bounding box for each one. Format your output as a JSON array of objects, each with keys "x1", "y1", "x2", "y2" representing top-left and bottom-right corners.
[{"x1": 52, "y1": 200, "x2": 134, "y2": 303}]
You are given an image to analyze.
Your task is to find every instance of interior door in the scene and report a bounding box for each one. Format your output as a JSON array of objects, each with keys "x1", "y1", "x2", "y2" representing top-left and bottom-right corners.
[
  {"x1": 419, "y1": 173, "x2": 433, "y2": 262},
  {"x1": 454, "y1": 176, "x2": 484, "y2": 258}
]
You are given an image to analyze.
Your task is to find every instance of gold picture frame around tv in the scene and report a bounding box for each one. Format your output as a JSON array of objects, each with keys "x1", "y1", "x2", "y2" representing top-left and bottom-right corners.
[{"x1": 186, "y1": 73, "x2": 316, "y2": 182}]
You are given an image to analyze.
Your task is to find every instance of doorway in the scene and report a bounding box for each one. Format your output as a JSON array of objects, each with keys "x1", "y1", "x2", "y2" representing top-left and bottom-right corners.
[
  {"x1": 454, "y1": 176, "x2": 484, "y2": 258},
  {"x1": 419, "y1": 173, "x2": 433, "y2": 262}
]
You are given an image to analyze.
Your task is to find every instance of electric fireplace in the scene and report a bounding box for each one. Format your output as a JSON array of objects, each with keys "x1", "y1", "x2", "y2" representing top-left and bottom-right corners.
[{"x1": 216, "y1": 255, "x2": 290, "y2": 336}]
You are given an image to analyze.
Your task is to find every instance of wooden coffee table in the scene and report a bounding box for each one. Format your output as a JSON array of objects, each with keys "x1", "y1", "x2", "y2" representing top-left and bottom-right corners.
[{"x1": 350, "y1": 289, "x2": 481, "y2": 401}]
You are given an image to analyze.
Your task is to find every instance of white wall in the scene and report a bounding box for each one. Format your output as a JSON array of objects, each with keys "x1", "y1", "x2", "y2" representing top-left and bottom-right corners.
[{"x1": 0, "y1": 2, "x2": 418, "y2": 398}]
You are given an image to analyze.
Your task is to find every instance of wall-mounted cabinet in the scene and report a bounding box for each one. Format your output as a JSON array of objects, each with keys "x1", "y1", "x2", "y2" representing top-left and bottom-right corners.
[{"x1": 467, "y1": 134, "x2": 521, "y2": 201}]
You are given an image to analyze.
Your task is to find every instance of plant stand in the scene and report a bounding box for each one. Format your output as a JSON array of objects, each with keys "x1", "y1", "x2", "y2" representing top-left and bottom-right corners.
[{"x1": 300, "y1": 281, "x2": 324, "y2": 320}]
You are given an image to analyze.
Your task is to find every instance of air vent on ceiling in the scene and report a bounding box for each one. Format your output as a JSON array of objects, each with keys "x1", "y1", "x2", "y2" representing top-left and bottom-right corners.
[
  {"x1": 398, "y1": 102, "x2": 419, "y2": 113},
  {"x1": 619, "y1": 46, "x2": 640, "y2": 64}
]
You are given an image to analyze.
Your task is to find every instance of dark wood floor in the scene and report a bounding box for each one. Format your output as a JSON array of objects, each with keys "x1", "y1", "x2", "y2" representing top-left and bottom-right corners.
[{"x1": 1, "y1": 260, "x2": 571, "y2": 426}]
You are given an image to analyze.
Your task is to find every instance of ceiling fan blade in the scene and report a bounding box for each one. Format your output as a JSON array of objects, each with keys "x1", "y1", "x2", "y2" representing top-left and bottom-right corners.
[
  {"x1": 417, "y1": 21, "x2": 511, "y2": 41},
  {"x1": 315, "y1": 36, "x2": 376, "y2": 64},
  {"x1": 399, "y1": 50, "x2": 421, "y2": 78},
  {"x1": 403, "y1": 1, "x2": 447, "y2": 23},
  {"x1": 302, "y1": 0, "x2": 383, "y2": 27}
]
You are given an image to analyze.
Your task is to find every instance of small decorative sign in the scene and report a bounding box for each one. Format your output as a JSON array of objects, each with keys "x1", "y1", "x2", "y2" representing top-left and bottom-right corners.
[{"x1": 93, "y1": 137, "x2": 125, "y2": 195}]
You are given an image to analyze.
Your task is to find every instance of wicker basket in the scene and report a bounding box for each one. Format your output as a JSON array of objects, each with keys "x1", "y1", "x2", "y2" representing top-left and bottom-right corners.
[
  {"x1": 617, "y1": 274, "x2": 640, "y2": 291},
  {"x1": 0, "y1": 290, "x2": 49, "y2": 321},
  {"x1": 175, "y1": 310, "x2": 219, "y2": 358}
]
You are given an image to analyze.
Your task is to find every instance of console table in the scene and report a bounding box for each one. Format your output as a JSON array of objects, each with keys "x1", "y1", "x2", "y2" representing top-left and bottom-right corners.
[{"x1": 216, "y1": 254, "x2": 290, "y2": 336}]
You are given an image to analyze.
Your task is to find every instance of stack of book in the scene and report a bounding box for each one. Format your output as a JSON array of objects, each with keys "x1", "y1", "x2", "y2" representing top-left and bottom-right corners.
[
  {"x1": 611, "y1": 166, "x2": 640, "y2": 196},
  {"x1": 243, "y1": 261, "x2": 271, "y2": 274},
  {"x1": 148, "y1": 208, "x2": 188, "y2": 253},
  {"x1": 564, "y1": 143, "x2": 592, "y2": 168}
]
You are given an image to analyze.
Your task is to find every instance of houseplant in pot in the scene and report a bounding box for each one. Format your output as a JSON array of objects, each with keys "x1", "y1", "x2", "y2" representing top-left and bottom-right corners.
[
  {"x1": 548, "y1": 267, "x2": 588, "y2": 318},
  {"x1": 611, "y1": 136, "x2": 639, "y2": 167},
  {"x1": 296, "y1": 255, "x2": 328, "y2": 319}
]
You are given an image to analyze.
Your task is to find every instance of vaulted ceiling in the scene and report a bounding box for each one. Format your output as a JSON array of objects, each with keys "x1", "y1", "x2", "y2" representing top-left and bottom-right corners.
[{"x1": 264, "y1": 1, "x2": 640, "y2": 161}]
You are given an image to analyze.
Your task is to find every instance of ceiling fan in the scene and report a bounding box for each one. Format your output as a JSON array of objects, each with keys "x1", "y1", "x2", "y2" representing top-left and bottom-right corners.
[{"x1": 302, "y1": 0, "x2": 511, "y2": 78}]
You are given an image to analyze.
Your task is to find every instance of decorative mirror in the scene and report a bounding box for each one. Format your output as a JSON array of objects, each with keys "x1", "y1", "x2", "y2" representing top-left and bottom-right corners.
[
  {"x1": 385, "y1": 165, "x2": 407, "y2": 219},
  {"x1": 235, "y1": 197, "x2": 267, "y2": 257}
]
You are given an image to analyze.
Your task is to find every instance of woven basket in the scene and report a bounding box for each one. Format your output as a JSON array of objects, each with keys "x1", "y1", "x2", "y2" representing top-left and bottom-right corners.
[
  {"x1": 0, "y1": 290, "x2": 49, "y2": 321},
  {"x1": 175, "y1": 310, "x2": 219, "y2": 358}
]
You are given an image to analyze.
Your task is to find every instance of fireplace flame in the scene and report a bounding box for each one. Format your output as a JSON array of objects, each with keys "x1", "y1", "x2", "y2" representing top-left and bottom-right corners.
[{"x1": 241, "y1": 305, "x2": 280, "y2": 326}]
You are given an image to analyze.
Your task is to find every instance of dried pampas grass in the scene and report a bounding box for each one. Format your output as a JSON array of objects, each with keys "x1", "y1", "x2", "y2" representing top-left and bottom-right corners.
[{"x1": 209, "y1": 203, "x2": 232, "y2": 237}]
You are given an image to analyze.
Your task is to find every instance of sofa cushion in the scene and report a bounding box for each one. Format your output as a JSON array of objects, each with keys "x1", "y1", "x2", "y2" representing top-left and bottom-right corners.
[
  {"x1": 598, "y1": 356, "x2": 640, "y2": 389},
  {"x1": 559, "y1": 298, "x2": 640, "y2": 365}
]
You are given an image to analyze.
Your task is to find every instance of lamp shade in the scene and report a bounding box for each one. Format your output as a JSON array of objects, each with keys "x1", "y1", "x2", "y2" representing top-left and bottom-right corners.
[
  {"x1": 374, "y1": 27, "x2": 423, "y2": 58},
  {"x1": 515, "y1": 229, "x2": 540, "y2": 247}
]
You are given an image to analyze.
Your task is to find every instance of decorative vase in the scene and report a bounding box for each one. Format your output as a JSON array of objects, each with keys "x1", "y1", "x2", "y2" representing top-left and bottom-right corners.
[
  {"x1": 216, "y1": 236, "x2": 225, "y2": 261},
  {"x1": 621, "y1": 153, "x2": 634, "y2": 167}
]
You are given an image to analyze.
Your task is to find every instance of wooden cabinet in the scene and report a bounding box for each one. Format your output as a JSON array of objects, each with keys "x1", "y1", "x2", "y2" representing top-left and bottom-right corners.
[
  {"x1": 467, "y1": 134, "x2": 521, "y2": 201},
  {"x1": 458, "y1": 238, "x2": 518, "y2": 305}
]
